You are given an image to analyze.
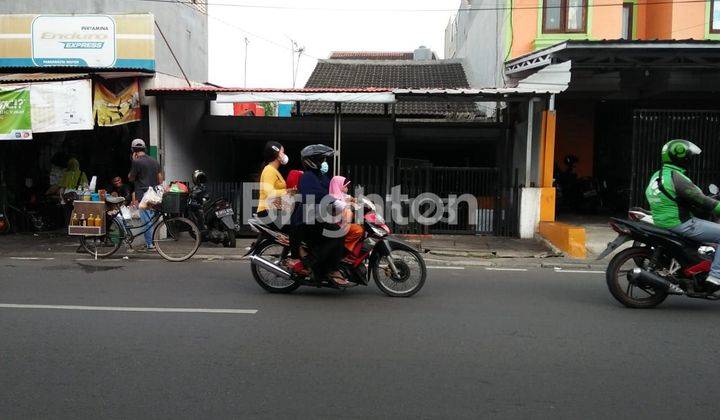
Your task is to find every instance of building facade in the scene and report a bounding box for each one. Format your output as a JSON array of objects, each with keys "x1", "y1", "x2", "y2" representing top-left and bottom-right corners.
[
  {"x1": 445, "y1": 0, "x2": 720, "y2": 255},
  {"x1": 447, "y1": 0, "x2": 720, "y2": 87}
]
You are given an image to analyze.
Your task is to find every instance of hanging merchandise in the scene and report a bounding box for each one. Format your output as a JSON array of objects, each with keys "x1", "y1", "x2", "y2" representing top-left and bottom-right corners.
[
  {"x1": 0, "y1": 86, "x2": 32, "y2": 140},
  {"x1": 93, "y1": 78, "x2": 142, "y2": 126},
  {"x1": 30, "y1": 79, "x2": 93, "y2": 133}
]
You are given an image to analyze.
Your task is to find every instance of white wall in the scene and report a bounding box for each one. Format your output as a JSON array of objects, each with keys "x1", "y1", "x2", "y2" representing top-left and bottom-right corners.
[
  {"x1": 445, "y1": 0, "x2": 509, "y2": 89},
  {"x1": 519, "y1": 188, "x2": 541, "y2": 239}
]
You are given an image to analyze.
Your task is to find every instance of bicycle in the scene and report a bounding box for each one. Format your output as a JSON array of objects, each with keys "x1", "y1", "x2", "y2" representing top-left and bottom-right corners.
[{"x1": 79, "y1": 195, "x2": 201, "y2": 262}]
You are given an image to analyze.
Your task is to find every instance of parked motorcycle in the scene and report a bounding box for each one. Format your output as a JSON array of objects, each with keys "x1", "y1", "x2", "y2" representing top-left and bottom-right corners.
[
  {"x1": 599, "y1": 184, "x2": 720, "y2": 308},
  {"x1": 245, "y1": 197, "x2": 427, "y2": 297},
  {"x1": 187, "y1": 172, "x2": 237, "y2": 248}
]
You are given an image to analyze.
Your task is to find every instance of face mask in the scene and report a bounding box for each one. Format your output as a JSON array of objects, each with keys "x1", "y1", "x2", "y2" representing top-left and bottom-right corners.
[
  {"x1": 280, "y1": 154, "x2": 289, "y2": 165},
  {"x1": 320, "y1": 161, "x2": 329, "y2": 174}
]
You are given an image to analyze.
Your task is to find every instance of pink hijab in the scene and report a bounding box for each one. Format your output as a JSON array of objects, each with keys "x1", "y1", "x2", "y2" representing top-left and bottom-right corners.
[{"x1": 329, "y1": 176, "x2": 349, "y2": 200}]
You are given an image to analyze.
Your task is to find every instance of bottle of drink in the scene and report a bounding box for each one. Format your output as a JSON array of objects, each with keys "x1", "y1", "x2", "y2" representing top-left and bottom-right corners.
[
  {"x1": 71, "y1": 213, "x2": 78, "y2": 226},
  {"x1": 95, "y1": 215, "x2": 102, "y2": 227},
  {"x1": 80, "y1": 213, "x2": 86, "y2": 227},
  {"x1": 89, "y1": 214, "x2": 95, "y2": 227}
]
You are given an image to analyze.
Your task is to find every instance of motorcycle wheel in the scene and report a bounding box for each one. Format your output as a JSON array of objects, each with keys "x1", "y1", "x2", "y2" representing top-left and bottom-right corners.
[
  {"x1": 606, "y1": 247, "x2": 668, "y2": 309},
  {"x1": 250, "y1": 241, "x2": 300, "y2": 293},
  {"x1": 372, "y1": 248, "x2": 426, "y2": 297},
  {"x1": 223, "y1": 229, "x2": 236, "y2": 248}
]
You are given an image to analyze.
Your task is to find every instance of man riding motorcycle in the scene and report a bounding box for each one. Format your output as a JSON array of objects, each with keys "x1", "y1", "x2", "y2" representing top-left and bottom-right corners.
[
  {"x1": 646, "y1": 139, "x2": 720, "y2": 286},
  {"x1": 290, "y1": 144, "x2": 348, "y2": 286}
]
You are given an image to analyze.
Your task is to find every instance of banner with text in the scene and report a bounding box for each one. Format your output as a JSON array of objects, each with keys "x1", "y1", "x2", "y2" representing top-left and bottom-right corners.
[
  {"x1": 30, "y1": 79, "x2": 93, "y2": 133},
  {"x1": 0, "y1": 87, "x2": 32, "y2": 140}
]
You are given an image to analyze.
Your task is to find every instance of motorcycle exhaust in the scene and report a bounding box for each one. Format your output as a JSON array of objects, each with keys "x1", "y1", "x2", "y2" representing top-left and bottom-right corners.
[
  {"x1": 249, "y1": 255, "x2": 291, "y2": 279},
  {"x1": 629, "y1": 268, "x2": 683, "y2": 295}
]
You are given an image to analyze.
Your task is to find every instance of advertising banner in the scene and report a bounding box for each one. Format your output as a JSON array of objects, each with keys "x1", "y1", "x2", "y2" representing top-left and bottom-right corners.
[
  {"x1": 0, "y1": 87, "x2": 32, "y2": 140},
  {"x1": 30, "y1": 79, "x2": 93, "y2": 133},
  {"x1": 93, "y1": 78, "x2": 142, "y2": 126},
  {"x1": 0, "y1": 14, "x2": 155, "y2": 70}
]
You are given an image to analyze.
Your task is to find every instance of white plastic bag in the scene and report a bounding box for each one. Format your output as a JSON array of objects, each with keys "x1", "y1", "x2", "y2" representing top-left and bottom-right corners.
[
  {"x1": 120, "y1": 205, "x2": 132, "y2": 220},
  {"x1": 139, "y1": 186, "x2": 163, "y2": 209}
]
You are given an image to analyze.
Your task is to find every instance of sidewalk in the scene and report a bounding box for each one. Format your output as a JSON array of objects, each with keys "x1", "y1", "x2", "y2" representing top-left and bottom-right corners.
[{"x1": 0, "y1": 230, "x2": 607, "y2": 269}]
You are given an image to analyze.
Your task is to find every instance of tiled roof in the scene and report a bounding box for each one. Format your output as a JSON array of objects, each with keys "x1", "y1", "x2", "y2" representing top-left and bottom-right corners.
[
  {"x1": 330, "y1": 51, "x2": 416, "y2": 60},
  {"x1": 303, "y1": 59, "x2": 477, "y2": 117}
]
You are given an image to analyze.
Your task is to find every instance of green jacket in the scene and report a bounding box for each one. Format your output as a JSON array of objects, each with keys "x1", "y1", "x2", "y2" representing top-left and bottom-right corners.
[{"x1": 645, "y1": 164, "x2": 720, "y2": 228}]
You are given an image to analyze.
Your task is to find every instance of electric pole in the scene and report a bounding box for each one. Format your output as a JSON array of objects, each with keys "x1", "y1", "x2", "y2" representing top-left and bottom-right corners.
[{"x1": 243, "y1": 37, "x2": 249, "y2": 88}]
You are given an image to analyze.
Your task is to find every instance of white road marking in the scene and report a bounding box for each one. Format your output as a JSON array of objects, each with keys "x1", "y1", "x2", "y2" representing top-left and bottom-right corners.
[
  {"x1": 485, "y1": 267, "x2": 528, "y2": 272},
  {"x1": 0, "y1": 304, "x2": 257, "y2": 314},
  {"x1": 554, "y1": 268, "x2": 605, "y2": 274},
  {"x1": 427, "y1": 266, "x2": 465, "y2": 270},
  {"x1": 9, "y1": 257, "x2": 55, "y2": 261}
]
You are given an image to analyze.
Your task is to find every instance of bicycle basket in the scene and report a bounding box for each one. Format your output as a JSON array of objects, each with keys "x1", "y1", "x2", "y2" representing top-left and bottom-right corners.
[{"x1": 161, "y1": 192, "x2": 189, "y2": 214}]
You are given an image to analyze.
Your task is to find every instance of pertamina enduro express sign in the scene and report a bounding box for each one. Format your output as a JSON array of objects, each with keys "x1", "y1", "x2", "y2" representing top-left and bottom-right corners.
[{"x1": 31, "y1": 15, "x2": 116, "y2": 67}]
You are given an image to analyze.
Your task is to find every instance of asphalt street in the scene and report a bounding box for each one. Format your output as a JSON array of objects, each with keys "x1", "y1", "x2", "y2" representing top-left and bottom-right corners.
[{"x1": 1, "y1": 257, "x2": 719, "y2": 419}]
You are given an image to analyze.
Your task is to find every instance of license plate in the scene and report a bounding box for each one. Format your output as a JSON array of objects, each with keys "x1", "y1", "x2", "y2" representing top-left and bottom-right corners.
[{"x1": 216, "y1": 208, "x2": 234, "y2": 218}]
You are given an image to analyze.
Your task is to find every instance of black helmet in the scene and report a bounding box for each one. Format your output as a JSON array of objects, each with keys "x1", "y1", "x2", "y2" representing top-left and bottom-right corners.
[
  {"x1": 192, "y1": 169, "x2": 207, "y2": 185},
  {"x1": 300, "y1": 144, "x2": 334, "y2": 170},
  {"x1": 662, "y1": 139, "x2": 701, "y2": 169}
]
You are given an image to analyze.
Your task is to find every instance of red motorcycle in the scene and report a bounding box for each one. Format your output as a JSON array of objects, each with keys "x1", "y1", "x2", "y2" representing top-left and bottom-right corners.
[{"x1": 246, "y1": 197, "x2": 427, "y2": 297}]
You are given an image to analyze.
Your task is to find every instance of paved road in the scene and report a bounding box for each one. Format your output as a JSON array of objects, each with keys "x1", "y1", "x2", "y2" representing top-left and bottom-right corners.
[{"x1": 1, "y1": 257, "x2": 718, "y2": 419}]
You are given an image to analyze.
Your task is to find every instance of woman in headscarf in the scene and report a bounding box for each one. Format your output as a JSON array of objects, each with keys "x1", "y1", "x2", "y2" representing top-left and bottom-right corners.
[
  {"x1": 58, "y1": 157, "x2": 88, "y2": 225},
  {"x1": 58, "y1": 158, "x2": 88, "y2": 193},
  {"x1": 329, "y1": 175, "x2": 364, "y2": 254}
]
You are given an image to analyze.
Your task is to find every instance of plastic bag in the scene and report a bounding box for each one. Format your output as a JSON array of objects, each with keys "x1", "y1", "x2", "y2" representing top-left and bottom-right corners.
[
  {"x1": 169, "y1": 181, "x2": 189, "y2": 193},
  {"x1": 139, "y1": 186, "x2": 163, "y2": 209},
  {"x1": 120, "y1": 205, "x2": 132, "y2": 220}
]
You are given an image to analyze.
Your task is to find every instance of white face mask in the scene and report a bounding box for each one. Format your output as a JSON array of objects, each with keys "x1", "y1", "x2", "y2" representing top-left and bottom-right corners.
[{"x1": 280, "y1": 154, "x2": 289, "y2": 165}]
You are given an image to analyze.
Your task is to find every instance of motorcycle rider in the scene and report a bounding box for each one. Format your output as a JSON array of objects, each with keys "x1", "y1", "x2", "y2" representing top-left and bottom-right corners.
[
  {"x1": 290, "y1": 144, "x2": 349, "y2": 286},
  {"x1": 646, "y1": 139, "x2": 720, "y2": 286}
]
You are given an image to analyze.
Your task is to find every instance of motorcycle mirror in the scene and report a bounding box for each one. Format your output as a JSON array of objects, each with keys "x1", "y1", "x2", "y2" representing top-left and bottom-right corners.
[{"x1": 710, "y1": 184, "x2": 719, "y2": 195}]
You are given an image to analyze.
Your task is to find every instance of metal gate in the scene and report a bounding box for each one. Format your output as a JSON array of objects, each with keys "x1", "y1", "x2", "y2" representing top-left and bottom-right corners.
[
  {"x1": 394, "y1": 160, "x2": 517, "y2": 236},
  {"x1": 631, "y1": 110, "x2": 720, "y2": 206}
]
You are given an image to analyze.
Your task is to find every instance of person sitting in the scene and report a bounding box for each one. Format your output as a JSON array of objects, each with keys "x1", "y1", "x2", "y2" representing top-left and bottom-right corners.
[
  {"x1": 329, "y1": 175, "x2": 364, "y2": 254},
  {"x1": 257, "y1": 141, "x2": 291, "y2": 223},
  {"x1": 290, "y1": 144, "x2": 348, "y2": 286},
  {"x1": 108, "y1": 176, "x2": 132, "y2": 205}
]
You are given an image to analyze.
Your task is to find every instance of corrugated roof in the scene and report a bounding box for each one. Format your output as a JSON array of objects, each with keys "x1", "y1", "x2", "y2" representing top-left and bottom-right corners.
[
  {"x1": 0, "y1": 73, "x2": 89, "y2": 83},
  {"x1": 329, "y1": 51, "x2": 417, "y2": 60}
]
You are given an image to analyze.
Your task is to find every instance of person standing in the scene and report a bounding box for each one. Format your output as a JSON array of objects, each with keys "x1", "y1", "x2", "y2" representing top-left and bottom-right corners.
[{"x1": 128, "y1": 139, "x2": 163, "y2": 250}]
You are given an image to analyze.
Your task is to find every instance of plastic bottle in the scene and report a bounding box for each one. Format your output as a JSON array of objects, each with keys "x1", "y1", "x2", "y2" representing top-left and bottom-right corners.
[
  {"x1": 80, "y1": 213, "x2": 86, "y2": 227},
  {"x1": 71, "y1": 213, "x2": 78, "y2": 226}
]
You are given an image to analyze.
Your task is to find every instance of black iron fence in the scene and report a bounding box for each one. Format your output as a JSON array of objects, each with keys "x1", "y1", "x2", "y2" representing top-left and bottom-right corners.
[
  {"x1": 206, "y1": 162, "x2": 521, "y2": 237},
  {"x1": 631, "y1": 110, "x2": 720, "y2": 206}
]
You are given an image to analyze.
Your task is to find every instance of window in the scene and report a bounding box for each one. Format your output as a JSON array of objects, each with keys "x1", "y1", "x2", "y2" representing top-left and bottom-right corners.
[
  {"x1": 542, "y1": 0, "x2": 588, "y2": 33},
  {"x1": 712, "y1": 0, "x2": 720, "y2": 33},
  {"x1": 621, "y1": 3, "x2": 634, "y2": 39}
]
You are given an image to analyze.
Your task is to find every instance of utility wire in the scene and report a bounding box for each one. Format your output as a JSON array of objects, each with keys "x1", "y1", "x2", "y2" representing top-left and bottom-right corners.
[
  {"x1": 165, "y1": 0, "x2": 320, "y2": 59},
  {"x1": 133, "y1": 0, "x2": 713, "y2": 13},
  {"x1": 154, "y1": 20, "x2": 192, "y2": 86}
]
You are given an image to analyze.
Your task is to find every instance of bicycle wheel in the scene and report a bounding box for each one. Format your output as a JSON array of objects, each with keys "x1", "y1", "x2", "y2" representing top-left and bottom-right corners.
[
  {"x1": 80, "y1": 217, "x2": 124, "y2": 258},
  {"x1": 153, "y1": 216, "x2": 201, "y2": 262}
]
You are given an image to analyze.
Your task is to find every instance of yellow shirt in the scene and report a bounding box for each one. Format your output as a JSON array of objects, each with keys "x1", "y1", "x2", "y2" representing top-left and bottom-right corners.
[{"x1": 257, "y1": 164, "x2": 286, "y2": 212}]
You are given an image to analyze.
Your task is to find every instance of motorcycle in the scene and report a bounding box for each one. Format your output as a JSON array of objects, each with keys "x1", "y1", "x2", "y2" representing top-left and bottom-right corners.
[
  {"x1": 187, "y1": 180, "x2": 237, "y2": 248},
  {"x1": 599, "y1": 184, "x2": 720, "y2": 308},
  {"x1": 245, "y1": 197, "x2": 427, "y2": 297}
]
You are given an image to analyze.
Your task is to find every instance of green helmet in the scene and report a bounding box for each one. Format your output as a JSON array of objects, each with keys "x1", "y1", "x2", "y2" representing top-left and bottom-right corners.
[{"x1": 661, "y1": 139, "x2": 701, "y2": 169}]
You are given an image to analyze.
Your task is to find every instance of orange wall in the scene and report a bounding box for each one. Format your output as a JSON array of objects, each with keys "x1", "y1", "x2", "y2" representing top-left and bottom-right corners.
[
  {"x1": 671, "y1": 1, "x2": 706, "y2": 39},
  {"x1": 508, "y1": 0, "x2": 708, "y2": 60},
  {"x1": 510, "y1": 0, "x2": 540, "y2": 59},
  {"x1": 592, "y1": 0, "x2": 624, "y2": 40},
  {"x1": 555, "y1": 100, "x2": 595, "y2": 178}
]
